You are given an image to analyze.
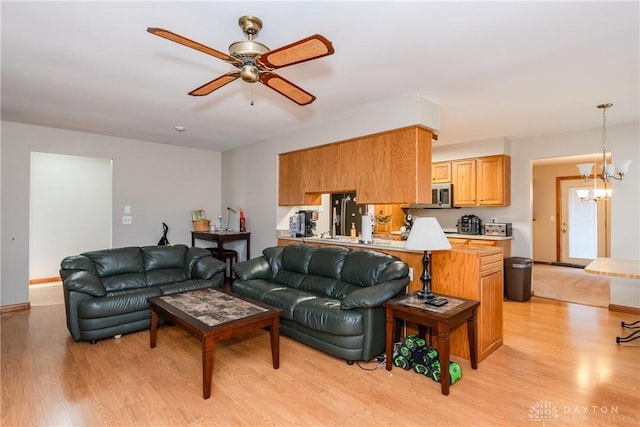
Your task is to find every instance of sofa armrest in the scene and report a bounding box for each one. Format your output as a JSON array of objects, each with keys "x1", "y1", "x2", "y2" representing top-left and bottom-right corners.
[
  {"x1": 233, "y1": 257, "x2": 272, "y2": 281},
  {"x1": 192, "y1": 256, "x2": 226, "y2": 280},
  {"x1": 62, "y1": 270, "x2": 106, "y2": 297},
  {"x1": 340, "y1": 278, "x2": 409, "y2": 309}
]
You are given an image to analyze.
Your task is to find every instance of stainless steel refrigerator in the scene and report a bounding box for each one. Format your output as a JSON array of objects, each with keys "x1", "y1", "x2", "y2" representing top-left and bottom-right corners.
[{"x1": 331, "y1": 192, "x2": 365, "y2": 236}]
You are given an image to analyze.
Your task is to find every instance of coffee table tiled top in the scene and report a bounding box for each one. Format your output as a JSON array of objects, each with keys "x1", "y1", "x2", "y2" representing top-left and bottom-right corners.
[{"x1": 159, "y1": 288, "x2": 268, "y2": 326}]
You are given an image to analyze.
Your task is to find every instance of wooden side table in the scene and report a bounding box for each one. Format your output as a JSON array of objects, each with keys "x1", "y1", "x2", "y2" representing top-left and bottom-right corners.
[{"x1": 384, "y1": 293, "x2": 480, "y2": 396}]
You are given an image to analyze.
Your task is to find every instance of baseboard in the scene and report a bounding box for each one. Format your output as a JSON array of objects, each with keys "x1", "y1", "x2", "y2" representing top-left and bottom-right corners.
[
  {"x1": 30, "y1": 276, "x2": 61, "y2": 285},
  {"x1": 534, "y1": 261, "x2": 586, "y2": 269},
  {"x1": 1, "y1": 302, "x2": 31, "y2": 314},
  {"x1": 609, "y1": 304, "x2": 640, "y2": 315}
]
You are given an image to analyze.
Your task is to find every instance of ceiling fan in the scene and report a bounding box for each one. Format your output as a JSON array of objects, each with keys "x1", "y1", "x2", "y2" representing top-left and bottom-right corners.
[{"x1": 147, "y1": 15, "x2": 334, "y2": 106}]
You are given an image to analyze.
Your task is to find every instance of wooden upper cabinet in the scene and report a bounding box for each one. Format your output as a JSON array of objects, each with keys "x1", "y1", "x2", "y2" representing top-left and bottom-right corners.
[
  {"x1": 432, "y1": 161, "x2": 452, "y2": 183},
  {"x1": 452, "y1": 158, "x2": 477, "y2": 206},
  {"x1": 278, "y1": 151, "x2": 304, "y2": 206},
  {"x1": 477, "y1": 155, "x2": 511, "y2": 206},
  {"x1": 452, "y1": 155, "x2": 511, "y2": 207},
  {"x1": 278, "y1": 126, "x2": 433, "y2": 206}
]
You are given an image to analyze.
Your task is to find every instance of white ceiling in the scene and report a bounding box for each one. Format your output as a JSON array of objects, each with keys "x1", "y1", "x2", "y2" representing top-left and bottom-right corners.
[{"x1": 2, "y1": 1, "x2": 638, "y2": 152}]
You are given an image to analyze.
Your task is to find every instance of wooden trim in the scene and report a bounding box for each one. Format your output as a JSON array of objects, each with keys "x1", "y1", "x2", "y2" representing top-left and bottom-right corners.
[
  {"x1": 608, "y1": 304, "x2": 640, "y2": 315},
  {"x1": 1, "y1": 302, "x2": 31, "y2": 314},
  {"x1": 29, "y1": 276, "x2": 61, "y2": 285}
]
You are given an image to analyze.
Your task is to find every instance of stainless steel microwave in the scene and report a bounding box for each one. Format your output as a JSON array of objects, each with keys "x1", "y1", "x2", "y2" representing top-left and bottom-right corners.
[{"x1": 409, "y1": 183, "x2": 456, "y2": 209}]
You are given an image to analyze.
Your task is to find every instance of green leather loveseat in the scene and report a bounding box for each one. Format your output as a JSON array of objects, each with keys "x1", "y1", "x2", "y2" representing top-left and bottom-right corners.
[
  {"x1": 232, "y1": 244, "x2": 410, "y2": 363},
  {"x1": 60, "y1": 244, "x2": 226, "y2": 343}
]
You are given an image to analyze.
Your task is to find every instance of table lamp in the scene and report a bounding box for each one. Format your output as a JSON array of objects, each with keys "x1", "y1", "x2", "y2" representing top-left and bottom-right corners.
[{"x1": 403, "y1": 217, "x2": 451, "y2": 305}]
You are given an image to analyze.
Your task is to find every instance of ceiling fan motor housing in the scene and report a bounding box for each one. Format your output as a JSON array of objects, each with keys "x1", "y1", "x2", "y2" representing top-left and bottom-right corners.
[{"x1": 240, "y1": 64, "x2": 260, "y2": 83}]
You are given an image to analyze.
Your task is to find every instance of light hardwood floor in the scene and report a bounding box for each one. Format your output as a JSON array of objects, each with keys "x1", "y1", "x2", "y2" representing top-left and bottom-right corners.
[
  {"x1": 2, "y1": 291, "x2": 639, "y2": 426},
  {"x1": 532, "y1": 263, "x2": 610, "y2": 308}
]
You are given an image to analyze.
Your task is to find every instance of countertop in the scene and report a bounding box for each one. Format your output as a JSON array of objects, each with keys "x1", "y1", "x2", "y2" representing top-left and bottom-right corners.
[
  {"x1": 444, "y1": 233, "x2": 514, "y2": 241},
  {"x1": 585, "y1": 258, "x2": 640, "y2": 279},
  {"x1": 276, "y1": 234, "x2": 507, "y2": 254}
]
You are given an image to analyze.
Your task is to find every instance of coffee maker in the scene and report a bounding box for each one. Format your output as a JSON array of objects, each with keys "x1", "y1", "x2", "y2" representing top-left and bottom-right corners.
[{"x1": 296, "y1": 210, "x2": 316, "y2": 237}]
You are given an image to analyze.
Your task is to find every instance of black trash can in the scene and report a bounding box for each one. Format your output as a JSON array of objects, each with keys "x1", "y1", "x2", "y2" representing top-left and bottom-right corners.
[{"x1": 504, "y1": 257, "x2": 533, "y2": 302}]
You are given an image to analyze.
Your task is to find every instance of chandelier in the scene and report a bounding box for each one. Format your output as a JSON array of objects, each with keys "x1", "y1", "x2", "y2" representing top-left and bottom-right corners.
[{"x1": 576, "y1": 103, "x2": 631, "y2": 201}]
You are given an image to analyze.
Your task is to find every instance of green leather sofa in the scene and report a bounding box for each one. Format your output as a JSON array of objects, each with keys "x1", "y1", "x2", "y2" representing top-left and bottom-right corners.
[
  {"x1": 232, "y1": 244, "x2": 409, "y2": 363},
  {"x1": 60, "y1": 244, "x2": 226, "y2": 343}
]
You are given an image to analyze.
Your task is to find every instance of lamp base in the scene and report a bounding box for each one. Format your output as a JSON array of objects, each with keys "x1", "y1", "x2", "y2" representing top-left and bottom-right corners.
[{"x1": 416, "y1": 289, "x2": 434, "y2": 300}]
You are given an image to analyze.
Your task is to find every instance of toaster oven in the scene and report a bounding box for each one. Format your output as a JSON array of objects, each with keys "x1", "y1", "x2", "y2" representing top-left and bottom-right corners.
[{"x1": 483, "y1": 223, "x2": 512, "y2": 236}]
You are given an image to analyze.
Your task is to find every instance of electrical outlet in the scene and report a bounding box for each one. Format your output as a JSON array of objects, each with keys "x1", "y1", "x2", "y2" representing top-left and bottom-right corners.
[
  {"x1": 122, "y1": 215, "x2": 132, "y2": 225},
  {"x1": 409, "y1": 267, "x2": 414, "y2": 281},
  {"x1": 491, "y1": 217, "x2": 497, "y2": 223}
]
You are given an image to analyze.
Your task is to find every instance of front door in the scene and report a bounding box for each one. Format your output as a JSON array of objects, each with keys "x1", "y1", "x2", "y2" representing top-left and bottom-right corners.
[{"x1": 558, "y1": 177, "x2": 609, "y2": 266}]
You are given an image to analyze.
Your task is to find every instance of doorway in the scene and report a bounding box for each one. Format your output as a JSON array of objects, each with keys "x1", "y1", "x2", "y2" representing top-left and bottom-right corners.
[
  {"x1": 557, "y1": 177, "x2": 609, "y2": 266},
  {"x1": 29, "y1": 152, "x2": 113, "y2": 283},
  {"x1": 532, "y1": 157, "x2": 611, "y2": 307}
]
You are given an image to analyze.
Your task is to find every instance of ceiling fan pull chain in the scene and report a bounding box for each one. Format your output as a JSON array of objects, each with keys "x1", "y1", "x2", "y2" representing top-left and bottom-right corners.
[{"x1": 250, "y1": 85, "x2": 255, "y2": 106}]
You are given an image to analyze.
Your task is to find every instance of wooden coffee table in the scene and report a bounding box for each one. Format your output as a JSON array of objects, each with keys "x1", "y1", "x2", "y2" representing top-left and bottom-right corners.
[{"x1": 148, "y1": 288, "x2": 282, "y2": 399}]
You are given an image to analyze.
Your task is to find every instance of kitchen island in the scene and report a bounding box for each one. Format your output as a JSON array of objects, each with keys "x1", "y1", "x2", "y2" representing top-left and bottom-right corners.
[{"x1": 277, "y1": 234, "x2": 504, "y2": 362}]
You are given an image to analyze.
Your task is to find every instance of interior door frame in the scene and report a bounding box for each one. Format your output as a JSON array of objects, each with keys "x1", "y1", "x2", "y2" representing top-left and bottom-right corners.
[{"x1": 555, "y1": 175, "x2": 610, "y2": 262}]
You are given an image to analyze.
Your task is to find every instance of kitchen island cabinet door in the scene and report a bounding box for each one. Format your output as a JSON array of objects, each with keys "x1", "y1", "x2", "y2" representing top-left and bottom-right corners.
[{"x1": 479, "y1": 268, "x2": 504, "y2": 358}]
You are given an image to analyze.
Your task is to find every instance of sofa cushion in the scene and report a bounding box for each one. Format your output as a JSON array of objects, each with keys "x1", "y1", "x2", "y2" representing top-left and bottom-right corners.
[
  {"x1": 262, "y1": 246, "x2": 285, "y2": 279},
  {"x1": 281, "y1": 245, "x2": 316, "y2": 274},
  {"x1": 82, "y1": 247, "x2": 145, "y2": 292},
  {"x1": 142, "y1": 245, "x2": 187, "y2": 270},
  {"x1": 232, "y1": 279, "x2": 287, "y2": 301},
  {"x1": 83, "y1": 247, "x2": 144, "y2": 277},
  {"x1": 101, "y1": 272, "x2": 147, "y2": 292},
  {"x1": 274, "y1": 269, "x2": 307, "y2": 289},
  {"x1": 146, "y1": 269, "x2": 188, "y2": 286},
  {"x1": 78, "y1": 287, "x2": 161, "y2": 318},
  {"x1": 307, "y1": 246, "x2": 349, "y2": 278},
  {"x1": 292, "y1": 298, "x2": 363, "y2": 336},
  {"x1": 298, "y1": 275, "x2": 341, "y2": 297},
  {"x1": 158, "y1": 279, "x2": 217, "y2": 295},
  {"x1": 340, "y1": 250, "x2": 395, "y2": 287},
  {"x1": 261, "y1": 288, "x2": 317, "y2": 319}
]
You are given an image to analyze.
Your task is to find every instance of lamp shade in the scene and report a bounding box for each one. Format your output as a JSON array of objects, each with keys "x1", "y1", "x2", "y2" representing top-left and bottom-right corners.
[
  {"x1": 404, "y1": 217, "x2": 452, "y2": 251},
  {"x1": 577, "y1": 163, "x2": 594, "y2": 177},
  {"x1": 618, "y1": 160, "x2": 632, "y2": 174}
]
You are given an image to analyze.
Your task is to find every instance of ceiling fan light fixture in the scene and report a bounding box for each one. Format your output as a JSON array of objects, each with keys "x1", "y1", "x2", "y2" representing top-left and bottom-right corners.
[{"x1": 240, "y1": 64, "x2": 260, "y2": 83}]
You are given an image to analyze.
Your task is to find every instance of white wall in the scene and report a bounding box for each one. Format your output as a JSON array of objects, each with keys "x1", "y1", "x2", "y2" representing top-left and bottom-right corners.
[
  {"x1": 30, "y1": 152, "x2": 113, "y2": 279},
  {"x1": 1, "y1": 121, "x2": 222, "y2": 306},
  {"x1": 222, "y1": 113, "x2": 639, "y2": 308}
]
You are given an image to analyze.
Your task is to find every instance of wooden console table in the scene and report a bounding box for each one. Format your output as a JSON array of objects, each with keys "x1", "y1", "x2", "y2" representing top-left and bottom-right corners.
[
  {"x1": 585, "y1": 257, "x2": 640, "y2": 343},
  {"x1": 191, "y1": 231, "x2": 251, "y2": 261}
]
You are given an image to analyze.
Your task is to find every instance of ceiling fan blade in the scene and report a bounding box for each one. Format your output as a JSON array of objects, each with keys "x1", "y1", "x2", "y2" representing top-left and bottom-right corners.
[
  {"x1": 147, "y1": 27, "x2": 243, "y2": 67},
  {"x1": 259, "y1": 72, "x2": 316, "y2": 106},
  {"x1": 256, "y1": 34, "x2": 334, "y2": 70},
  {"x1": 189, "y1": 72, "x2": 240, "y2": 96}
]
